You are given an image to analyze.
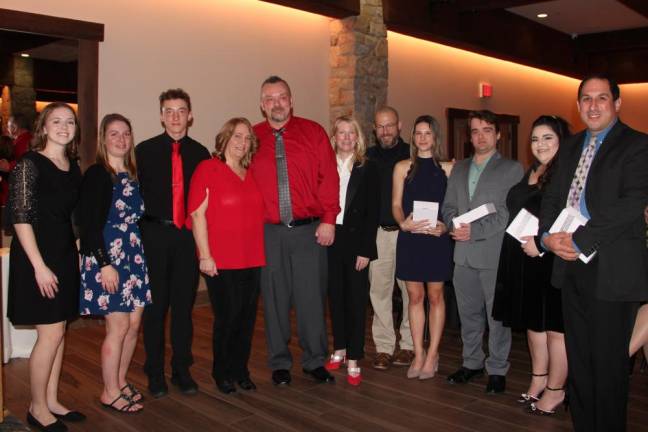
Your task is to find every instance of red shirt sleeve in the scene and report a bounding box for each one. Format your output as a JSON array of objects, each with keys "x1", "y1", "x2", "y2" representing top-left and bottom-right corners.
[{"x1": 185, "y1": 159, "x2": 211, "y2": 229}]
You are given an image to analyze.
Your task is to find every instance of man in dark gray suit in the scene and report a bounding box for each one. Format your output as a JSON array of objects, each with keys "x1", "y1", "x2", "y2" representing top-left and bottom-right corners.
[{"x1": 442, "y1": 110, "x2": 523, "y2": 393}]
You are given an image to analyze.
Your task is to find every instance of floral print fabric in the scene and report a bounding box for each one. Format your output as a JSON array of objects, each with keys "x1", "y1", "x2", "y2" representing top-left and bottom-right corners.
[{"x1": 80, "y1": 173, "x2": 151, "y2": 315}]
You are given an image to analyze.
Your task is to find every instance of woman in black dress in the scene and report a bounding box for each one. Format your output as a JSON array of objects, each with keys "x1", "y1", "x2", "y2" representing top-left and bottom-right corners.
[
  {"x1": 392, "y1": 115, "x2": 451, "y2": 380},
  {"x1": 493, "y1": 115, "x2": 570, "y2": 415},
  {"x1": 7, "y1": 103, "x2": 84, "y2": 431}
]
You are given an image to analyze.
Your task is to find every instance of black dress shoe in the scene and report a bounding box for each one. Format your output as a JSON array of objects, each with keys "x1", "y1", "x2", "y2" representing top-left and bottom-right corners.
[
  {"x1": 216, "y1": 379, "x2": 237, "y2": 395},
  {"x1": 237, "y1": 377, "x2": 257, "y2": 391},
  {"x1": 272, "y1": 369, "x2": 291, "y2": 385},
  {"x1": 171, "y1": 372, "x2": 199, "y2": 395},
  {"x1": 447, "y1": 366, "x2": 485, "y2": 384},
  {"x1": 148, "y1": 374, "x2": 169, "y2": 398},
  {"x1": 52, "y1": 410, "x2": 86, "y2": 422},
  {"x1": 27, "y1": 412, "x2": 68, "y2": 432},
  {"x1": 303, "y1": 366, "x2": 335, "y2": 383},
  {"x1": 486, "y1": 375, "x2": 506, "y2": 394}
]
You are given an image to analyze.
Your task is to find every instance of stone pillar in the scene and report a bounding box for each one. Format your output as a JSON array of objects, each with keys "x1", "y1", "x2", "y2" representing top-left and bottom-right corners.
[
  {"x1": 329, "y1": 0, "x2": 387, "y2": 144},
  {"x1": 10, "y1": 57, "x2": 37, "y2": 128}
]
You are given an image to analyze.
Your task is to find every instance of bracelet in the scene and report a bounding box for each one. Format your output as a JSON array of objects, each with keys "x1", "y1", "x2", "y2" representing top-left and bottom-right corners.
[{"x1": 199, "y1": 257, "x2": 212, "y2": 261}]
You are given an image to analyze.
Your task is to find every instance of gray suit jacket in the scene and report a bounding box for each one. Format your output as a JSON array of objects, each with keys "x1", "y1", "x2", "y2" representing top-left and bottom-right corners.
[{"x1": 442, "y1": 152, "x2": 524, "y2": 269}]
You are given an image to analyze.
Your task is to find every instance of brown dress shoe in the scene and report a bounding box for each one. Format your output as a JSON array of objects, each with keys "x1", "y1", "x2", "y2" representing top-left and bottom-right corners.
[
  {"x1": 372, "y1": 352, "x2": 392, "y2": 370},
  {"x1": 392, "y1": 349, "x2": 415, "y2": 366}
]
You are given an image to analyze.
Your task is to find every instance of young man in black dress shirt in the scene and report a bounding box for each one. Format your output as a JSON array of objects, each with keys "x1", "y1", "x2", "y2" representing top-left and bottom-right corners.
[{"x1": 136, "y1": 89, "x2": 210, "y2": 398}]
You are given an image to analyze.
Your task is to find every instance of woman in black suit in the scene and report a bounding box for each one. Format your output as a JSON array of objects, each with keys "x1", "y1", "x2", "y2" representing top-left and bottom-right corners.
[{"x1": 324, "y1": 115, "x2": 379, "y2": 386}]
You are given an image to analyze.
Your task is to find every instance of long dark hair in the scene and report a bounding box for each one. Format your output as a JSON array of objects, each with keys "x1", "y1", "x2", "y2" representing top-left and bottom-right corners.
[
  {"x1": 407, "y1": 115, "x2": 443, "y2": 181},
  {"x1": 531, "y1": 115, "x2": 571, "y2": 188}
]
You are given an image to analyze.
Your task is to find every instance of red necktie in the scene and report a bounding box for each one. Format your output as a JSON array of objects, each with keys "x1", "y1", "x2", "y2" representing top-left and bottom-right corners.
[{"x1": 171, "y1": 142, "x2": 185, "y2": 229}]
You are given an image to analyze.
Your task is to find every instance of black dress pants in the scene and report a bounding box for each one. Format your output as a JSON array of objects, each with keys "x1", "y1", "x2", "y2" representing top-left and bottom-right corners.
[
  {"x1": 562, "y1": 259, "x2": 638, "y2": 432},
  {"x1": 141, "y1": 222, "x2": 199, "y2": 377},
  {"x1": 327, "y1": 226, "x2": 370, "y2": 360},
  {"x1": 206, "y1": 267, "x2": 260, "y2": 382}
]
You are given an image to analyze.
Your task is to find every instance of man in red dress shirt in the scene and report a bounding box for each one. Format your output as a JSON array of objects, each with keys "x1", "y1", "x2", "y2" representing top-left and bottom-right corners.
[
  {"x1": 250, "y1": 76, "x2": 340, "y2": 385},
  {"x1": 8, "y1": 114, "x2": 33, "y2": 160}
]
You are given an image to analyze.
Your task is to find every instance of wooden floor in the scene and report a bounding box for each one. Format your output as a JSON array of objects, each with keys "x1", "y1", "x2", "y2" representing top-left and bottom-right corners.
[{"x1": 4, "y1": 295, "x2": 648, "y2": 432}]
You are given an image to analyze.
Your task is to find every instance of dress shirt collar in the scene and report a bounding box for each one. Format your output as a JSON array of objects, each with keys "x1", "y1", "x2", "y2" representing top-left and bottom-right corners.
[{"x1": 585, "y1": 117, "x2": 617, "y2": 148}]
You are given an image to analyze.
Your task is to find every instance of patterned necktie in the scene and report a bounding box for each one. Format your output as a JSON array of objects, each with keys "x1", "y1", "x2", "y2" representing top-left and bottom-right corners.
[
  {"x1": 566, "y1": 135, "x2": 597, "y2": 209},
  {"x1": 274, "y1": 128, "x2": 293, "y2": 225},
  {"x1": 171, "y1": 141, "x2": 185, "y2": 228}
]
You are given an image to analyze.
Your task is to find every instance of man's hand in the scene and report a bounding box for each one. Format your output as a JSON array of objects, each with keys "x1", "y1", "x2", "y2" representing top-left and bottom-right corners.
[
  {"x1": 521, "y1": 236, "x2": 540, "y2": 257},
  {"x1": 315, "y1": 223, "x2": 335, "y2": 246},
  {"x1": 450, "y1": 223, "x2": 471, "y2": 242},
  {"x1": 544, "y1": 232, "x2": 579, "y2": 261},
  {"x1": 0, "y1": 159, "x2": 10, "y2": 172}
]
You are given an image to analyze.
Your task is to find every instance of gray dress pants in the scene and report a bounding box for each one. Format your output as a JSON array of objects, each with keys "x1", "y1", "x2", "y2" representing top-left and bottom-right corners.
[{"x1": 261, "y1": 223, "x2": 328, "y2": 371}]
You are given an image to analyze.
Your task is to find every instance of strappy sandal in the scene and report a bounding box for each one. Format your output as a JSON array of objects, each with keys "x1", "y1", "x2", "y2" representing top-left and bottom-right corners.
[
  {"x1": 101, "y1": 393, "x2": 143, "y2": 414},
  {"x1": 527, "y1": 386, "x2": 568, "y2": 416},
  {"x1": 517, "y1": 372, "x2": 548, "y2": 404},
  {"x1": 120, "y1": 383, "x2": 144, "y2": 402}
]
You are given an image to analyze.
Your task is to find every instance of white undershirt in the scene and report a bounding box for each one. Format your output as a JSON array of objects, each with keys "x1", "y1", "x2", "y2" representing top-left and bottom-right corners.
[{"x1": 336, "y1": 155, "x2": 353, "y2": 225}]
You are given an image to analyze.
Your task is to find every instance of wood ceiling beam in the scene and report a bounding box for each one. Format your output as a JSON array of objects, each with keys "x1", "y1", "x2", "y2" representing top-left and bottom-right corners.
[
  {"x1": 617, "y1": 0, "x2": 648, "y2": 19},
  {"x1": 259, "y1": 0, "x2": 360, "y2": 18},
  {"x1": 449, "y1": 0, "x2": 547, "y2": 12}
]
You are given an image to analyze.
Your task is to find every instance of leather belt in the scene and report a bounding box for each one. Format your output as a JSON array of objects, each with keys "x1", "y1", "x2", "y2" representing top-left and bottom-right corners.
[
  {"x1": 141, "y1": 214, "x2": 176, "y2": 227},
  {"x1": 276, "y1": 217, "x2": 319, "y2": 228},
  {"x1": 380, "y1": 224, "x2": 400, "y2": 232}
]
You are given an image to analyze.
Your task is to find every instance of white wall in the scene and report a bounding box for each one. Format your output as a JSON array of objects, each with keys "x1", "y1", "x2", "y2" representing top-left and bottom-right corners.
[
  {"x1": 387, "y1": 31, "x2": 648, "y2": 165},
  {"x1": 3, "y1": 0, "x2": 332, "y2": 148}
]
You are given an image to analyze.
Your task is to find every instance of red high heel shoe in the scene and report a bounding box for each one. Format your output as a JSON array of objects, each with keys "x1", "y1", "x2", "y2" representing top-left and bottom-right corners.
[
  {"x1": 325, "y1": 353, "x2": 346, "y2": 371},
  {"x1": 347, "y1": 367, "x2": 362, "y2": 386}
]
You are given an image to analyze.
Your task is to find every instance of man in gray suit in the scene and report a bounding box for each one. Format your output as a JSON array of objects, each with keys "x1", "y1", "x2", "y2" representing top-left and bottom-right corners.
[{"x1": 442, "y1": 110, "x2": 523, "y2": 393}]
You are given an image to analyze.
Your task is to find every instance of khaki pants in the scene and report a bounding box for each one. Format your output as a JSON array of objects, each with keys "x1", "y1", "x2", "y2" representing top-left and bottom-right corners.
[{"x1": 369, "y1": 228, "x2": 413, "y2": 354}]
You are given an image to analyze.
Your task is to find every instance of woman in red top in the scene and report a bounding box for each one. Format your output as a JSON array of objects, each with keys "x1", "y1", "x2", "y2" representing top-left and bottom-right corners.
[{"x1": 187, "y1": 117, "x2": 265, "y2": 395}]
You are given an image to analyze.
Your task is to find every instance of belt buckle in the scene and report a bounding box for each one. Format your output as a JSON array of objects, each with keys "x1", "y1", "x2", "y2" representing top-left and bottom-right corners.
[{"x1": 285, "y1": 219, "x2": 295, "y2": 228}]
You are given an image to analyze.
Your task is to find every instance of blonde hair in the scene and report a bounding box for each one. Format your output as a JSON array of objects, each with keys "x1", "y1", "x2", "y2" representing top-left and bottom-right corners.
[
  {"x1": 330, "y1": 115, "x2": 366, "y2": 168},
  {"x1": 213, "y1": 118, "x2": 258, "y2": 168},
  {"x1": 96, "y1": 113, "x2": 137, "y2": 180}
]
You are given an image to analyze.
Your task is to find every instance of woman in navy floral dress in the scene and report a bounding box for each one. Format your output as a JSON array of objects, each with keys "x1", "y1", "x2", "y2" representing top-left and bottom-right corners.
[{"x1": 78, "y1": 114, "x2": 150, "y2": 413}]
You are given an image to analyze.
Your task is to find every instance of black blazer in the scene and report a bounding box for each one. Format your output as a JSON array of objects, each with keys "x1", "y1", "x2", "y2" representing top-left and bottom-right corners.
[
  {"x1": 78, "y1": 164, "x2": 115, "y2": 267},
  {"x1": 539, "y1": 120, "x2": 648, "y2": 301},
  {"x1": 135, "y1": 133, "x2": 210, "y2": 220},
  {"x1": 337, "y1": 159, "x2": 380, "y2": 260}
]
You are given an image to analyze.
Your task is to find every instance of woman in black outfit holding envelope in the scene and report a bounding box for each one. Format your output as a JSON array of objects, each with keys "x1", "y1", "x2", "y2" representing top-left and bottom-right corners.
[{"x1": 494, "y1": 115, "x2": 570, "y2": 415}]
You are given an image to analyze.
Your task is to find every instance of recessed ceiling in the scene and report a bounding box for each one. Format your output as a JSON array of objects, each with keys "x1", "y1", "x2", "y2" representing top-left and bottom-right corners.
[
  {"x1": 22, "y1": 39, "x2": 78, "y2": 62},
  {"x1": 508, "y1": 0, "x2": 648, "y2": 36}
]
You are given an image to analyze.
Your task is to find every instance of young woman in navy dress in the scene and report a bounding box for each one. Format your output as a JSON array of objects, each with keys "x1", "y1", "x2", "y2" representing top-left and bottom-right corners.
[
  {"x1": 78, "y1": 114, "x2": 150, "y2": 413},
  {"x1": 392, "y1": 115, "x2": 452, "y2": 380},
  {"x1": 7, "y1": 103, "x2": 84, "y2": 431}
]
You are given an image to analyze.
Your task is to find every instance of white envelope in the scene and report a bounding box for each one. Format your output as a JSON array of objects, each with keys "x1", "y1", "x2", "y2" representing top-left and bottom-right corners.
[
  {"x1": 413, "y1": 201, "x2": 438, "y2": 228},
  {"x1": 506, "y1": 208, "x2": 539, "y2": 243},
  {"x1": 452, "y1": 203, "x2": 496, "y2": 227},
  {"x1": 549, "y1": 207, "x2": 596, "y2": 264}
]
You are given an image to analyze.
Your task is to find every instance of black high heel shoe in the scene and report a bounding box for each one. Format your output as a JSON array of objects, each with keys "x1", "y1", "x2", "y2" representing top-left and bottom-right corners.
[
  {"x1": 517, "y1": 372, "x2": 547, "y2": 404},
  {"x1": 527, "y1": 386, "x2": 568, "y2": 416}
]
